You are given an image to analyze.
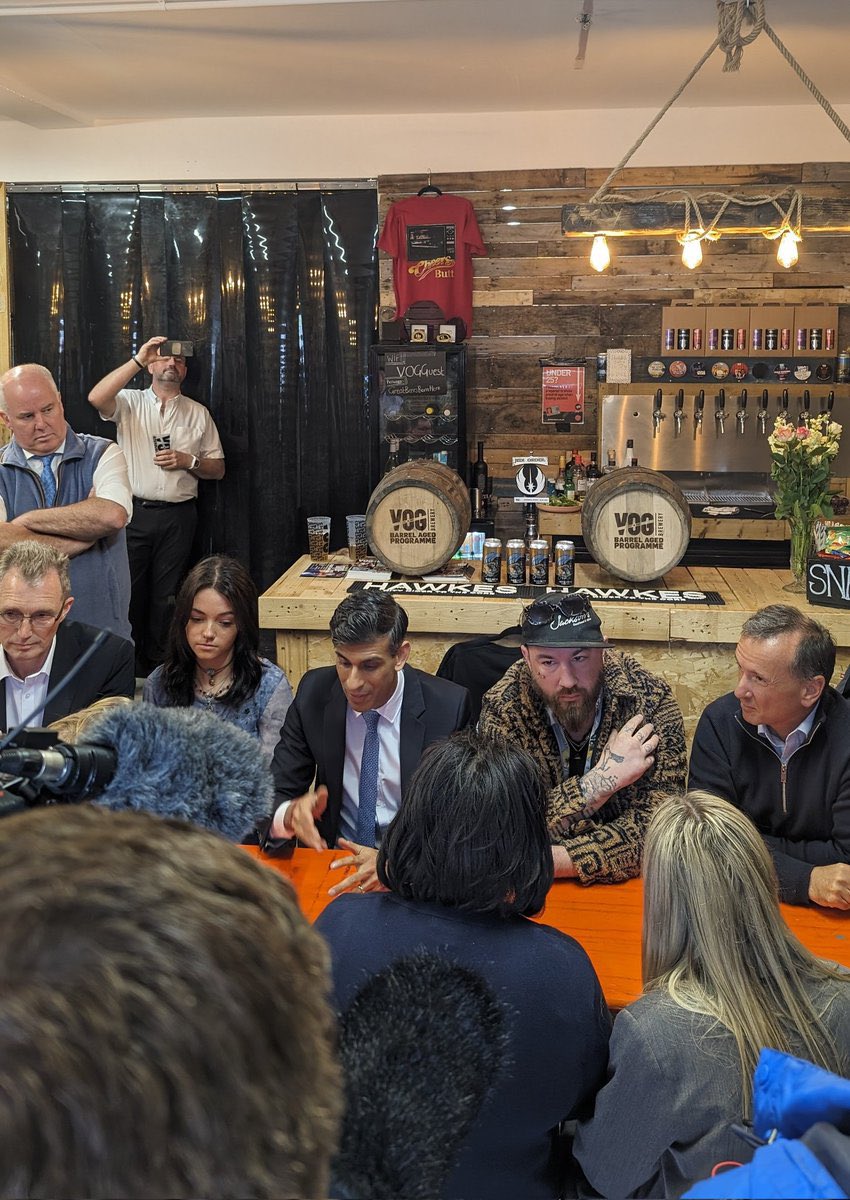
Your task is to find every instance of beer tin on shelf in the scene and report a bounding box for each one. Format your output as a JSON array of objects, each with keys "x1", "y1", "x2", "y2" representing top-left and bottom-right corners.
[
  {"x1": 528, "y1": 539, "x2": 550, "y2": 586},
  {"x1": 554, "y1": 540, "x2": 575, "y2": 587},
  {"x1": 481, "y1": 538, "x2": 502, "y2": 584},
  {"x1": 506, "y1": 539, "x2": 526, "y2": 586}
]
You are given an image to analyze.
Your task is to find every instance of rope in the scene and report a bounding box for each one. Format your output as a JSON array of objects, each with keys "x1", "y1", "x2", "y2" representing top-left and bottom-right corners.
[{"x1": 588, "y1": 0, "x2": 850, "y2": 207}]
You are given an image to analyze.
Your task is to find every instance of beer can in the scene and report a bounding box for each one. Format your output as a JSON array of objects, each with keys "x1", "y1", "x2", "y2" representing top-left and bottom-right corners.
[
  {"x1": 736, "y1": 328, "x2": 747, "y2": 351},
  {"x1": 837, "y1": 351, "x2": 850, "y2": 384},
  {"x1": 529, "y1": 539, "x2": 550, "y2": 586},
  {"x1": 481, "y1": 538, "x2": 502, "y2": 584},
  {"x1": 780, "y1": 327, "x2": 791, "y2": 351},
  {"x1": 707, "y1": 327, "x2": 719, "y2": 352},
  {"x1": 810, "y1": 328, "x2": 823, "y2": 351},
  {"x1": 506, "y1": 539, "x2": 526, "y2": 586},
  {"x1": 664, "y1": 328, "x2": 675, "y2": 352},
  {"x1": 721, "y1": 328, "x2": 734, "y2": 351},
  {"x1": 751, "y1": 328, "x2": 763, "y2": 351},
  {"x1": 692, "y1": 328, "x2": 703, "y2": 351},
  {"x1": 765, "y1": 328, "x2": 778, "y2": 351},
  {"x1": 826, "y1": 328, "x2": 836, "y2": 352},
  {"x1": 554, "y1": 540, "x2": 575, "y2": 588},
  {"x1": 796, "y1": 327, "x2": 808, "y2": 351},
  {"x1": 677, "y1": 328, "x2": 690, "y2": 351},
  {"x1": 596, "y1": 351, "x2": 607, "y2": 382}
]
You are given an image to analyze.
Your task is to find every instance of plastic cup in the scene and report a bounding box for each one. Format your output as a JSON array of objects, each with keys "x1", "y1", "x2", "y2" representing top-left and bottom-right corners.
[
  {"x1": 346, "y1": 514, "x2": 368, "y2": 562},
  {"x1": 307, "y1": 515, "x2": 331, "y2": 561}
]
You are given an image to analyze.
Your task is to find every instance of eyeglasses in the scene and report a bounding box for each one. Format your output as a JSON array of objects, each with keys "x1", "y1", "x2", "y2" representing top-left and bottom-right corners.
[
  {"x1": 0, "y1": 609, "x2": 63, "y2": 632},
  {"x1": 522, "y1": 597, "x2": 586, "y2": 626}
]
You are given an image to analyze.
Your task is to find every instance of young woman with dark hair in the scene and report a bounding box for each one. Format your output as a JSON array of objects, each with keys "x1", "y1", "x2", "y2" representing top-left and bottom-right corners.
[
  {"x1": 316, "y1": 729, "x2": 610, "y2": 1200},
  {"x1": 143, "y1": 555, "x2": 291, "y2": 765}
]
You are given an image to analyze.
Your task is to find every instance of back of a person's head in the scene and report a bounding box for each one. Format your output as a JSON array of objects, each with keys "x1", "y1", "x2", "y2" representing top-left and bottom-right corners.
[
  {"x1": 47, "y1": 695, "x2": 132, "y2": 744},
  {"x1": 378, "y1": 729, "x2": 553, "y2": 916},
  {"x1": 642, "y1": 791, "x2": 848, "y2": 1104},
  {"x1": 0, "y1": 805, "x2": 340, "y2": 1199}
]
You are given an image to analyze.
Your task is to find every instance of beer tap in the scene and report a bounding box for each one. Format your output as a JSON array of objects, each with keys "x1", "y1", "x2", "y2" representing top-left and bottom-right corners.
[
  {"x1": 673, "y1": 388, "x2": 685, "y2": 436},
  {"x1": 652, "y1": 389, "x2": 665, "y2": 438},
  {"x1": 694, "y1": 389, "x2": 704, "y2": 437},
  {"x1": 758, "y1": 389, "x2": 770, "y2": 434},
  {"x1": 800, "y1": 389, "x2": 811, "y2": 425},
  {"x1": 735, "y1": 388, "x2": 748, "y2": 435},
  {"x1": 715, "y1": 388, "x2": 726, "y2": 435},
  {"x1": 827, "y1": 390, "x2": 836, "y2": 414},
  {"x1": 778, "y1": 389, "x2": 790, "y2": 422}
]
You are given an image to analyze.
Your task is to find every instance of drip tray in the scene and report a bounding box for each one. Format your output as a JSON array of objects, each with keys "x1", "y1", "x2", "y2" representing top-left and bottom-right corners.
[{"x1": 682, "y1": 488, "x2": 774, "y2": 506}]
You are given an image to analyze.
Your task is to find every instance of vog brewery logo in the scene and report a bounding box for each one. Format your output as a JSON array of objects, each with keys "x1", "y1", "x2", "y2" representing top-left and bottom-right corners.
[
  {"x1": 613, "y1": 509, "x2": 665, "y2": 550},
  {"x1": 388, "y1": 506, "x2": 437, "y2": 545}
]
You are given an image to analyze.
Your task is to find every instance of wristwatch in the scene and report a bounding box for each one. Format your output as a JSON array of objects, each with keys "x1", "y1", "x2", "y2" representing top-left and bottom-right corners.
[{"x1": 189, "y1": 454, "x2": 200, "y2": 471}]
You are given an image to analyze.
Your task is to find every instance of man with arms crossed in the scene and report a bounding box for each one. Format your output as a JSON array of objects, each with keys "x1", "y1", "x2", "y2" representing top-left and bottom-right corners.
[
  {"x1": 689, "y1": 604, "x2": 850, "y2": 909},
  {"x1": 0, "y1": 364, "x2": 131, "y2": 639},
  {"x1": 480, "y1": 594, "x2": 687, "y2": 882},
  {"x1": 265, "y1": 590, "x2": 471, "y2": 893}
]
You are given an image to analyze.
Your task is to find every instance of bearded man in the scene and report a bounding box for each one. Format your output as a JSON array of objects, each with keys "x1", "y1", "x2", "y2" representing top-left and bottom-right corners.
[{"x1": 479, "y1": 594, "x2": 686, "y2": 884}]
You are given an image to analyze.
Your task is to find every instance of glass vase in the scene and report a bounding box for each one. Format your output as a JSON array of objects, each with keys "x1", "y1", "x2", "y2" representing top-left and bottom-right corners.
[{"x1": 785, "y1": 516, "x2": 814, "y2": 593}]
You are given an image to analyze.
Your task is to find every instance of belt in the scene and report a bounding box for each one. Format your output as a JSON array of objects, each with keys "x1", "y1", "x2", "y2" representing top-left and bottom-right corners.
[{"x1": 132, "y1": 496, "x2": 197, "y2": 509}]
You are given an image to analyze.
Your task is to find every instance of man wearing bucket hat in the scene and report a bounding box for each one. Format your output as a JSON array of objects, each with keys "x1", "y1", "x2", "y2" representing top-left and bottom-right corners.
[{"x1": 480, "y1": 593, "x2": 686, "y2": 883}]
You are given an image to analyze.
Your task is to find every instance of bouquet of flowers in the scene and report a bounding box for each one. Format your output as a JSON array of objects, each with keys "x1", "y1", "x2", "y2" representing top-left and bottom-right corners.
[{"x1": 768, "y1": 412, "x2": 842, "y2": 584}]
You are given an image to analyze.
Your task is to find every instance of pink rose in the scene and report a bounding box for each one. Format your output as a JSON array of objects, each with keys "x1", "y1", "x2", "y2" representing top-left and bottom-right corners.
[
  {"x1": 773, "y1": 426, "x2": 794, "y2": 441},
  {"x1": 796, "y1": 426, "x2": 809, "y2": 438}
]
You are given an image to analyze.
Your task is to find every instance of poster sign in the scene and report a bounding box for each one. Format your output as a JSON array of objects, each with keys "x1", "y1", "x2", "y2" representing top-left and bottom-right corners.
[
  {"x1": 542, "y1": 365, "x2": 585, "y2": 423},
  {"x1": 384, "y1": 349, "x2": 446, "y2": 395},
  {"x1": 348, "y1": 581, "x2": 724, "y2": 605}
]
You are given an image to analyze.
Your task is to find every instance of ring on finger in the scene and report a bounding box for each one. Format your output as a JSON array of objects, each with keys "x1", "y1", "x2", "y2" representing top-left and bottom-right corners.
[{"x1": 358, "y1": 883, "x2": 365, "y2": 893}]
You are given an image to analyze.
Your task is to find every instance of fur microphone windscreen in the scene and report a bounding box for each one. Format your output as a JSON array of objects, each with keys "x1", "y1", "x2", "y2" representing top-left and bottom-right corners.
[
  {"x1": 333, "y1": 952, "x2": 506, "y2": 1200},
  {"x1": 86, "y1": 701, "x2": 272, "y2": 841}
]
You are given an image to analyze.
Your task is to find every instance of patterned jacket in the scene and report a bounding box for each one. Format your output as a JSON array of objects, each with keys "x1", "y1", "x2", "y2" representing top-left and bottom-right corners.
[{"x1": 479, "y1": 650, "x2": 686, "y2": 883}]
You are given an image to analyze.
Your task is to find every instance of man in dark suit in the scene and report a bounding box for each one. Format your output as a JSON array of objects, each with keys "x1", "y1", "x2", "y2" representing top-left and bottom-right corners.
[
  {"x1": 267, "y1": 590, "x2": 471, "y2": 894},
  {"x1": 0, "y1": 541, "x2": 134, "y2": 730}
]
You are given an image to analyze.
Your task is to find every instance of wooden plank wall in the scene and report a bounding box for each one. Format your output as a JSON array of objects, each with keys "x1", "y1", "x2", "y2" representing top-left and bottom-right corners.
[{"x1": 378, "y1": 163, "x2": 850, "y2": 488}]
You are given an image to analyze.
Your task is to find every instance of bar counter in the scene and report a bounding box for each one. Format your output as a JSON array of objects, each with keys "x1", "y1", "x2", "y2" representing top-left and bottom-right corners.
[{"x1": 259, "y1": 554, "x2": 850, "y2": 745}]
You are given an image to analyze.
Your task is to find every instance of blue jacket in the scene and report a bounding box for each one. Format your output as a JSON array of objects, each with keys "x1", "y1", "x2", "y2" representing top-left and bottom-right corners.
[{"x1": 0, "y1": 428, "x2": 131, "y2": 640}]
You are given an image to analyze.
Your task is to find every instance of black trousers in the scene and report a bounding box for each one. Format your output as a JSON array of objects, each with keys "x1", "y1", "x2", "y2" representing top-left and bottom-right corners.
[{"x1": 128, "y1": 498, "x2": 197, "y2": 673}]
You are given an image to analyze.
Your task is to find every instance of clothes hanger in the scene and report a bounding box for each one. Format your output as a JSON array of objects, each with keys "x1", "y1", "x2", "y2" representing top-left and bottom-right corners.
[{"x1": 417, "y1": 169, "x2": 442, "y2": 197}]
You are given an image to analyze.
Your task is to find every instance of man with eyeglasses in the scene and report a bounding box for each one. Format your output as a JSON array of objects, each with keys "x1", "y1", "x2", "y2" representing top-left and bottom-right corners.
[
  {"x1": 0, "y1": 541, "x2": 134, "y2": 730},
  {"x1": 480, "y1": 594, "x2": 686, "y2": 884},
  {"x1": 88, "y1": 337, "x2": 225, "y2": 676},
  {"x1": 0, "y1": 363, "x2": 132, "y2": 641}
]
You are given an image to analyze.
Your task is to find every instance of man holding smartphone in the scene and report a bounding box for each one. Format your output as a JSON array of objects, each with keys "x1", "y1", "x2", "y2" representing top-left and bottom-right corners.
[{"x1": 88, "y1": 336, "x2": 225, "y2": 675}]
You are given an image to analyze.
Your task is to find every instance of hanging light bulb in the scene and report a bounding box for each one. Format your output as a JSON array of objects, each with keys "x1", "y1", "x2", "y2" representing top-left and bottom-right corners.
[
  {"x1": 589, "y1": 234, "x2": 611, "y2": 272},
  {"x1": 776, "y1": 227, "x2": 801, "y2": 269},
  {"x1": 677, "y1": 228, "x2": 704, "y2": 270}
]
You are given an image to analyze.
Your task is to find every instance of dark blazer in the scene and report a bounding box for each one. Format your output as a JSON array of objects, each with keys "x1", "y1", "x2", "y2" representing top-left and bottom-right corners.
[
  {"x1": 270, "y1": 664, "x2": 472, "y2": 846},
  {"x1": 0, "y1": 618, "x2": 135, "y2": 730}
]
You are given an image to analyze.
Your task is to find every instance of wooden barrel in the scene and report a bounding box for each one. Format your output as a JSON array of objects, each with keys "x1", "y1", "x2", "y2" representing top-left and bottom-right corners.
[
  {"x1": 366, "y1": 460, "x2": 472, "y2": 576},
  {"x1": 580, "y1": 467, "x2": 691, "y2": 582}
]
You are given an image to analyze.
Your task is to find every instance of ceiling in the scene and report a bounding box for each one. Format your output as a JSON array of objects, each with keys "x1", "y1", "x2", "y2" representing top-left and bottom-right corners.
[{"x1": 0, "y1": 0, "x2": 848, "y2": 131}]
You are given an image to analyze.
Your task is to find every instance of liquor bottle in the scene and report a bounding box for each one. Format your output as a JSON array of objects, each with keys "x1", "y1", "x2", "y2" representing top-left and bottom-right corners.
[
  {"x1": 553, "y1": 453, "x2": 566, "y2": 496},
  {"x1": 384, "y1": 437, "x2": 402, "y2": 475},
  {"x1": 625, "y1": 438, "x2": 635, "y2": 468},
  {"x1": 564, "y1": 454, "x2": 576, "y2": 502},
  {"x1": 471, "y1": 441, "x2": 489, "y2": 495},
  {"x1": 574, "y1": 454, "x2": 587, "y2": 501},
  {"x1": 586, "y1": 451, "x2": 602, "y2": 489}
]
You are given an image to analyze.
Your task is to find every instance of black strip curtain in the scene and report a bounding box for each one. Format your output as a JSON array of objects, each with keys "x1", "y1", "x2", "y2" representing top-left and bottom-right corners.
[{"x1": 6, "y1": 187, "x2": 378, "y2": 592}]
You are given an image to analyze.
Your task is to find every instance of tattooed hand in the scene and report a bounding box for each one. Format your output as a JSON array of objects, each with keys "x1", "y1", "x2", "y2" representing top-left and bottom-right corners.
[{"x1": 576, "y1": 713, "x2": 659, "y2": 817}]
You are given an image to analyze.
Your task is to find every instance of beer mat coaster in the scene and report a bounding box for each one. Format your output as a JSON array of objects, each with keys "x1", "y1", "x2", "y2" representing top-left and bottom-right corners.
[{"x1": 347, "y1": 581, "x2": 724, "y2": 605}]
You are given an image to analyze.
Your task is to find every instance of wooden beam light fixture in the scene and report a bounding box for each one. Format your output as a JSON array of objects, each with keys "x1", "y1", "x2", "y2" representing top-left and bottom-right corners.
[{"x1": 562, "y1": 0, "x2": 850, "y2": 272}]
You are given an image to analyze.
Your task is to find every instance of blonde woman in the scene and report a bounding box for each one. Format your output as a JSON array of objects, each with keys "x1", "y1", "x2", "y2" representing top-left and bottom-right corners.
[{"x1": 573, "y1": 790, "x2": 850, "y2": 1199}]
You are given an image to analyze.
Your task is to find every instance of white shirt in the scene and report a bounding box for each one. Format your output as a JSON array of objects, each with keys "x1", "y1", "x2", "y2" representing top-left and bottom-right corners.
[
  {"x1": 338, "y1": 670, "x2": 406, "y2": 844},
  {"x1": 0, "y1": 638, "x2": 58, "y2": 729},
  {"x1": 0, "y1": 438, "x2": 133, "y2": 522},
  {"x1": 106, "y1": 388, "x2": 224, "y2": 502}
]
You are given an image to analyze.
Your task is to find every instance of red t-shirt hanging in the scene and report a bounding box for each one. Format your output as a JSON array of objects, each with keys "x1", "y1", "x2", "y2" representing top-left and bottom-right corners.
[{"x1": 378, "y1": 193, "x2": 486, "y2": 336}]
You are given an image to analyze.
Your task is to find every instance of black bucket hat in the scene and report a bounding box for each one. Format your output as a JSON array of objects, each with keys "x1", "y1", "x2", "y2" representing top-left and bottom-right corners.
[{"x1": 520, "y1": 594, "x2": 611, "y2": 649}]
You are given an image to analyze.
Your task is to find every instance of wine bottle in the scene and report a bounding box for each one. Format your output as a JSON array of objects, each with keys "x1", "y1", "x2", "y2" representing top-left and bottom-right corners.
[
  {"x1": 384, "y1": 437, "x2": 402, "y2": 475},
  {"x1": 586, "y1": 451, "x2": 602, "y2": 489},
  {"x1": 553, "y1": 453, "x2": 566, "y2": 496},
  {"x1": 471, "y1": 442, "x2": 489, "y2": 495},
  {"x1": 574, "y1": 454, "x2": 587, "y2": 501},
  {"x1": 564, "y1": 454, "x2": 576, "y2": 502}
]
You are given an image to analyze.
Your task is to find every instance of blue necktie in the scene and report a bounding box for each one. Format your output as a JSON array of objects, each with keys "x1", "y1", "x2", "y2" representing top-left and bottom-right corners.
[
  {"x1": 33, "y1": 454, "x2": 56, "y2": 506},
  {"x1": 356, "y1": 709, "x2": 381, "y2": 848}
]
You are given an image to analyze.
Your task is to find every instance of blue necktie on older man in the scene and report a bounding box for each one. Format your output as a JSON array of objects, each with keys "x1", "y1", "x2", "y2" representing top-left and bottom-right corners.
[
  {"x1": 356, "y1": 709, "x2": 381, "y2": 848},
  {"x1": 33, "y1": 453, "x2": 57, "y2": 507}
]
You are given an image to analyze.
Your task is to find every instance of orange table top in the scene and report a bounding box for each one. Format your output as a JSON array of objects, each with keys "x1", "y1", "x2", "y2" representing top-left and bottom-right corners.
[{"x1": 243, "y1": 846, "x2": 850, "y2": 1011}]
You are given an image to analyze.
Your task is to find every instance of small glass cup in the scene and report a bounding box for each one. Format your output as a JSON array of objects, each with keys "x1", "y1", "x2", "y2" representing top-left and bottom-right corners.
[
  {"x1": 346, "y1": 514, "x2": 368, "y2": 563},
  {"x1": 307, "y1": 515, "x2": 331, "y2": 561}
]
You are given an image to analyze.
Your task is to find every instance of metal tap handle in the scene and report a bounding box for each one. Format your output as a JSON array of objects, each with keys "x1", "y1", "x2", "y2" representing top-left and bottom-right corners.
[
  {"x1": 828, "y1": 390, "x2": 835, "y2": 412},
  {"x1": 675, "y1": 388, "x2": 684, "y2": 411},
  {"x1": 739, "y1": 389, "x2": 748, "y2": 408},
  {"x1": 760, "y1": 389, "x2": 769, "y2": 410},
  {"x1": 695, "y1": 391, "x2": 704, "y2": 413}
]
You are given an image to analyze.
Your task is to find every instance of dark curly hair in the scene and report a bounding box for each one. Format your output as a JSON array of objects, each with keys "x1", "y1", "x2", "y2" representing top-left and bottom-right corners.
[{"x1": 159, "y1": 556, "x2": 262, "y2": 708}]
